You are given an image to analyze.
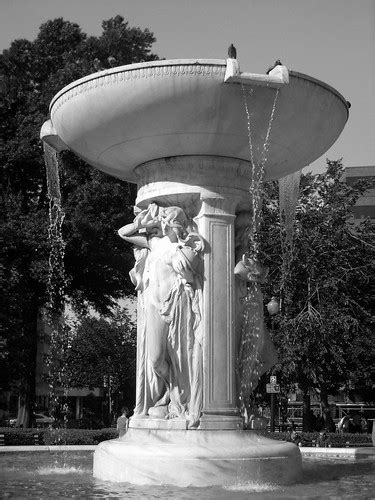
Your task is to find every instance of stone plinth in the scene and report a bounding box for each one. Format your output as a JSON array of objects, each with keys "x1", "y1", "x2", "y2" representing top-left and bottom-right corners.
[{"x1": 93, "y1": 429, "x2": 302, "y2": 487}]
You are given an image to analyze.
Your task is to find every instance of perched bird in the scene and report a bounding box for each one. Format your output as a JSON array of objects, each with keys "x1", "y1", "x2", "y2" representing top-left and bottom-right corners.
[
  {"x1": 228, "y1": 44, "x2": 237, "y2": 59},
  {"x1": 266, "y1": 59, "x2": 283, "y2": 74},
  {"x1": 107, "y1": 56, "x2": 117, "y2": 68}
]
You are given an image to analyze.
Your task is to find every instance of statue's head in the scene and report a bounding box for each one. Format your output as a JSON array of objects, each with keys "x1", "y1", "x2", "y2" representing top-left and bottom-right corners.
[
  {"x1": 161, "y1": 206, "x2": 187, "y2": 227},
  {"x1": 234, "y1": 254, "x2": 269, "y2": 283},
  {"x1": 160, "y1": 206, "x2": 188, "y2": 239}
]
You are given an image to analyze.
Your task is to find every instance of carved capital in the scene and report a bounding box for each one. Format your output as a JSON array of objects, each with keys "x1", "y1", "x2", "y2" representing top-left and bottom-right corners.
[{"x1": 196, "y1": 195, "x2": 238, "y2": 219}]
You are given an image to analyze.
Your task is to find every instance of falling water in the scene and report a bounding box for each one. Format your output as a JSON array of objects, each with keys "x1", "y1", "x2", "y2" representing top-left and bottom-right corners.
[
  {"x1": 43, "y1": 142, "x2": 66, "y2": 314},
  {"x1": 43, "y1": 143, "x2": 70, "y2": 453},
  {"x1": 238, "y1": 86, "x2": 279, "y2": 415},
  {"x1": 241, "y1": 85, "x2": 279, "y2": 256},
  {"x1": 237, "y1": 282, "x2": 266, "y2": 400},
  {"x1": 279, "y1": 170, "x2": 301, "y2": 299}
]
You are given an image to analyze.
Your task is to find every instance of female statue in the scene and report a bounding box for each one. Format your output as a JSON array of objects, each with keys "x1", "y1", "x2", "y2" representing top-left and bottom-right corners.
[{"x1": 118, "y1": 203, "x2": 204, "y2": 427}]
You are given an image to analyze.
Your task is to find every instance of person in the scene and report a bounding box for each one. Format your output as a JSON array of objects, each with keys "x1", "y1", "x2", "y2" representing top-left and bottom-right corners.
[
  {"x1": 118, "y1": 203, "x2": 205, "y2": 427},
  {"x1": 315, "y1": 414, "x2": 325, "y2": 432},
  {"x1": 280, "y1": 413, "x2": 288, "y2": 432},
  {"x1": 352, "y1": 412, "x2": 362, "y2": 433},
  {"x1": 337, "y1": 415, "x2": 351, "y2": 433},
  {"x1": 116, "y1": 407, "x2": 129, "y2": 438},
  {"x1": 287, "y1": 428, "x2": 302, "y2": 446},
  {"x1": 307, "y1": 409, "x2": 317, "y2": 432},
  {"x1": 317, "y1": 430, "x2": 331, "y2": 447},
  {"x1": 360, "y1": 415, "x2": 368, "y2": 434}
]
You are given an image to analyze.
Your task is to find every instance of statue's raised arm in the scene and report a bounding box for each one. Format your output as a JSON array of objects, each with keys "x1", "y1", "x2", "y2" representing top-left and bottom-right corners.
[{"x1": 118, "y1": 203, "x2": 162, "y2": 248}]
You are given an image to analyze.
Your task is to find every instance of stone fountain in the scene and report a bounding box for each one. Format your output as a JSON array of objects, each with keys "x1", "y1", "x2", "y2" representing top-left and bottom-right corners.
[{"x1": 41, "y1": 56, "x2": 348, "y2": 487}]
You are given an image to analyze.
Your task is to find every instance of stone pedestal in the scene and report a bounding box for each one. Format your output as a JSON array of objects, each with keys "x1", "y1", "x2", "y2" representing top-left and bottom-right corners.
[{"x1": 94, "y1": 429, "x2": 302, "y2": 486}]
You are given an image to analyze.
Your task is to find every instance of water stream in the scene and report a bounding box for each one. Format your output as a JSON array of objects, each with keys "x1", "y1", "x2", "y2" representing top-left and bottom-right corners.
[
  {"x1": 238, "y1": 85, "x2": 279, "y2": 411},
  {"x1": 43, "y1": 143, "x2": 66, "y2": 315},
  {"x1": 279, "y1": 170, "x2": 302, "y2": 300},
  {"x1": 241, "y1": 84, "x2": 279, "y2": 257},
  {"x1": 43, "y1": 143, "x2": 70, "y2": 458}
]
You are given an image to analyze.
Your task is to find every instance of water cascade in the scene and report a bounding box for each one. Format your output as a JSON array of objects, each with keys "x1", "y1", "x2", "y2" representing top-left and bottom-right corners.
[
  {"x1": 278, "y1": 170, "x2": 302, "y2": 302},
  {"x1": 43, "y1": 143, "x2": 70, "y2": 448},
  {"x1": 43, "y1": 142, "x2": 66, "y2": 314},
  {"x1": 237, "y1": 85, "x2": 279, "y2": 416},
  {"x1": 241, "y1": 85, "x2": 279, "y2": 257}
]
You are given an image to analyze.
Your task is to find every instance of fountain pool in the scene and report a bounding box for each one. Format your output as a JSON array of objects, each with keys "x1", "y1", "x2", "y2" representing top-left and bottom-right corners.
[{"x1": 1, "y1": 451, "x2": 374, "y2": 498}]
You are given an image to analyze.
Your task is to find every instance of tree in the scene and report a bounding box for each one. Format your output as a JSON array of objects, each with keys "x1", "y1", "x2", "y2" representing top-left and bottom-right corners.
[
  {"x1": 64, "y1": 309, "x2": 136, "y2": 422},
  {"x1": 259, "y1": 160, "x2": 375, "y2": 430},
  {"x1": 0, "y1": 16, "x2": 158, "y2": 425}
]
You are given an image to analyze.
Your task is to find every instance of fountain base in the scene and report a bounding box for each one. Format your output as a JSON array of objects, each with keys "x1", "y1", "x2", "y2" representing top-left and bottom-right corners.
[{"x1": 93, "y1": 428, "x2": 302, "y2": 486}]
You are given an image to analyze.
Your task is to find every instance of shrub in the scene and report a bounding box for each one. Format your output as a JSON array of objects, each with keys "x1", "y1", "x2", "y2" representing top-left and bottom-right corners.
[
  {"x1": 0, "y1": 427, "x2": 372, "y2": 447},
  {"x1": 262, "y1": 430, "x2": 372, "y2": 447},
  {"x1": 0, "y1": 428, "x2": 43, "y2": 446},
  {"x1": 0, "y1": 427, "x2": 117, "y2": 446}
]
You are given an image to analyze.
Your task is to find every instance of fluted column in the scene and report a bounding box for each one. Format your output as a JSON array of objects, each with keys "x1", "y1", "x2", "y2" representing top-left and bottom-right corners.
[{"x1": 195, "y1": 196, "x2": 243, "y2": 429}]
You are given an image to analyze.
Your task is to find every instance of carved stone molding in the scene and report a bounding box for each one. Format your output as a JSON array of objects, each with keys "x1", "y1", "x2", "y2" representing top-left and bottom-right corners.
[
  {"x1": 135, "y1": 156, "x2": 252, "y2": 215},
  {"x1": 50, "y1": 61, "x2": 226, "y2": 118}
]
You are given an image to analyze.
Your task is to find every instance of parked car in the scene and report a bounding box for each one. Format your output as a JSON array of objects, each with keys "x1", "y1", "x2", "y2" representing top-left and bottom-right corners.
[
  {"x1": 35, "y1": 413, "x2": 54, "y2": 427},
  {"x1": 6, "y1": 413, "x2": 54, "y2": 427},
  {"x1": 6, "y1": 415, "x2": 17, "y2": 427}
]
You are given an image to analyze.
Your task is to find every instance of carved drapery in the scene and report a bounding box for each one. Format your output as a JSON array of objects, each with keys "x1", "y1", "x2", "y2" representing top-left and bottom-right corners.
[{"x1": 118, "y1": 202, "x2": 205, "y2": 427}]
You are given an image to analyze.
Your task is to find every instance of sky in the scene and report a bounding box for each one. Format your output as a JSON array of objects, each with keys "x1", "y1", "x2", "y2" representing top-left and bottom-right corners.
[{"x1": 1, "y1": 0, "x2": 374, "y2": 173}]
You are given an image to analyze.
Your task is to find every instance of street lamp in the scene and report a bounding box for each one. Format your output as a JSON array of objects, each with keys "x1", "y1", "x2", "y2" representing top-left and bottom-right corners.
[
  {"x1": 267, "y1": 296, "x2": 280, "y2": 316},
  {"x1": 267, "y1": 296, "x2": 279, "y2": 432}
]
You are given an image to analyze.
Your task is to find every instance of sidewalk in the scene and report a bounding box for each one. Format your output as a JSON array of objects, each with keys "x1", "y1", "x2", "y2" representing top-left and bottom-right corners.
[
  {"x1": 300, "y1": 446, "x2": 375, "y2": 459},
  {"x1": 0, "y1": 445, "x2": 96, "y2": 452},
  {"x1": 0, "y1": 444, "x2": 374, "y2": 458}
]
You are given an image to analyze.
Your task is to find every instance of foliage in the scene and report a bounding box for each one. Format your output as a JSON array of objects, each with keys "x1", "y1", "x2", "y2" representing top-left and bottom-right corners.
[
  {"x1": 259, "y1": 160, "x2": 375, "y2": 409},
  {"x1": 64, "y1": 308, "x2": 137, "y2": 409},
  {"x1": 60, "y1": 152, "x2": 137, "y2": 314},
  {"x1": 258, "y1": 430, "x2": 373, "y2": 447},
  {"x1": 0, "y1": 427, "x2": 117, "y2": 445},
  {"x1": 0, "y1": 427, "x2": 371, "y2": 447},
  {"x1": 43, "y1": 428, "x2": 117, "y2": 445},
  {"x1": 0, "y1": 15, "x2": 158, "y2": 424}
]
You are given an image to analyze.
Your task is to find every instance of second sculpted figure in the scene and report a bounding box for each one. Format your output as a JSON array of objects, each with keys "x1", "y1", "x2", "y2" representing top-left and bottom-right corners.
[{"x1": 118, "y1": 203, "x2": 205, "y2": 427}]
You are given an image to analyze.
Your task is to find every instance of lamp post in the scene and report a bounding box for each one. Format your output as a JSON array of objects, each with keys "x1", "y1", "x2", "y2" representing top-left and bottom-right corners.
[
  {"x1": 267, "y1": 297, "x2": 280, "y2": 432},
  {"x1": 267, "y1": 296, "x2": 280, "y2": 317}
]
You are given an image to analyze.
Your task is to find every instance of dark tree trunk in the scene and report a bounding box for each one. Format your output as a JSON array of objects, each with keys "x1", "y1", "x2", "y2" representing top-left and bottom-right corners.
[
  {"x1": 15, "y1": 299, "x2": 39, "y2": 428},
  {"x1": 302, "y1": 391, "x2": 314, "y2": 432},
  {"x1": 320, "y1": 390, "x2": 336, "y2": 432}
]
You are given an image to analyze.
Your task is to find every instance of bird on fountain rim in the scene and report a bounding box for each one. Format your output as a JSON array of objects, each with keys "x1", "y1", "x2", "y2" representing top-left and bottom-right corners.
[{"x1": 228, "y1": 43, "x2": 237, "y2": 59}]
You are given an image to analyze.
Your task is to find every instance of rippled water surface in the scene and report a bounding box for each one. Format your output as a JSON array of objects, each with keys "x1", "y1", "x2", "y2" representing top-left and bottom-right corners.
[{"x1": 1, "y1": 451, "x2": 374, "y2": 499}]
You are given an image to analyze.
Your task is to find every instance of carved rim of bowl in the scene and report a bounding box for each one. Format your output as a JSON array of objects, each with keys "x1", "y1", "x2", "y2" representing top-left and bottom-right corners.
[{"x1": 49, "y1": 58, "x2": 349, "y2": 117}]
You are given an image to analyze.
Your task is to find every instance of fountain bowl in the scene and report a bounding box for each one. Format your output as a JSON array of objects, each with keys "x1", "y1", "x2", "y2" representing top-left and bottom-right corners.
[{"x1": 46, "y1": 59, "x2": 349, "y2": 182}]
